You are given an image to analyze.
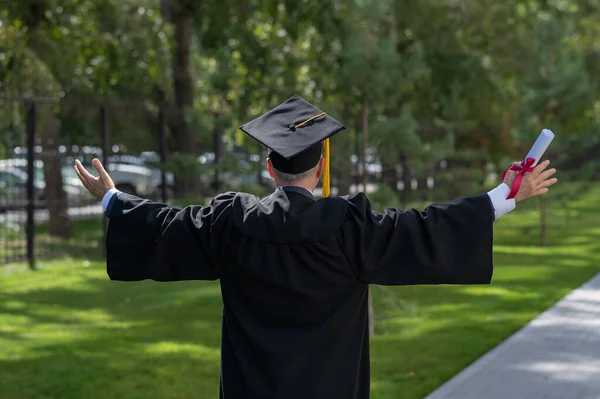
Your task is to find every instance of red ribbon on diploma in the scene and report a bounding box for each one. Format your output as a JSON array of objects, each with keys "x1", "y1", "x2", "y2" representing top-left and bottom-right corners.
[{"x1": 501, "y1": 157, "x2": 536, "y2": 199}]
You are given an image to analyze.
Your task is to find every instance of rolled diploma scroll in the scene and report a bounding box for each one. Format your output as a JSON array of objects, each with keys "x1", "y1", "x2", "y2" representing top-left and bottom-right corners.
[
  {"x1": 502, "y1": 129, "x2": 555, "y2": 199},
  {"x1": 525, "y1": 129, "x2": 554, "y2": 166}
]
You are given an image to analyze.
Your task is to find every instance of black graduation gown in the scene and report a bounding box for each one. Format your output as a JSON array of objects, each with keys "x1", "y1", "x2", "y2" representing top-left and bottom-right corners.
[{"x1": 104, "y1": 188, "x2": 495, "y2": 399}]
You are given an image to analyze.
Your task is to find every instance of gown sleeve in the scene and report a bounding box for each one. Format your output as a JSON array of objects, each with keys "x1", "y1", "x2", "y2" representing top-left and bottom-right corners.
[
  {"x1": 104, "y1": 191, "x2": 236, "y2": 282},
  {"x1": 338, "y1": 192, "x2": 496, "y2": 286}
]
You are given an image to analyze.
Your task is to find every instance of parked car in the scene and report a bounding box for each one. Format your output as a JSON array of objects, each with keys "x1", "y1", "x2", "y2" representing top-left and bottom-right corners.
[
  {"x1": 0, "y1": 165, "x2": 45, "y2": 212},
  {"x1": 10, "y1": 146, "x2": 158, "y2": 198},
  {"x1": 0, "y1": 158, "x2": 90, "y2": 203},
  {"x1": 108, "y1": 153, "x2": 174, "y2": 198},
  {"x1": 0, "y1": 158, "x2": 83, "y2": 189},
  {"x1": 203, "y1": 152, "x2": 272, "y2": 188},
  {"x1": 63, "y1": 153, "x2": 155, "y2": 197}
]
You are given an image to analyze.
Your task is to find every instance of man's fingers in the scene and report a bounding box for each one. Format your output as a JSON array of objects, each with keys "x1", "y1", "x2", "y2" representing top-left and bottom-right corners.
[
  {"x1": 539, "y1": 159, "x2": 550, "y2": 168},
  {"x1": 74, "y1": 164, "x2": 93, "y2": 190},
  {"x1": 73, "y1": 161, "x2": 87, "y2": 183},
  {"x1": 540, "y1": 177, "x2": 558, "y2": 188},
  {"x1": 528, "y1": 187, "x2": 549, "y2": 197},
  {"x1": 532, "y1": 160, "x2": 550, "y2": 175},
  {"x1": 538, "y1": 168, "x2": 557, "y2": 180},
  {"x1": 530, "y1": 177, "x2": 557, "y2": 197},
  {"x1": 75, "y1": 160, "x2": 98, "y2": 182},
  {"x1": 74, "y1": 160, "x2": 100, "y2": 193},
  {"x1": 92, "y1": 158, "x2": 111, "y2": 181}
]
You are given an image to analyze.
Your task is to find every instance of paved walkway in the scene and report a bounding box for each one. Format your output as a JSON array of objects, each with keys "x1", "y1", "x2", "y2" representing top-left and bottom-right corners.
[{"x1": 425, "y1": 272, "x2": 600, "y2": 399}]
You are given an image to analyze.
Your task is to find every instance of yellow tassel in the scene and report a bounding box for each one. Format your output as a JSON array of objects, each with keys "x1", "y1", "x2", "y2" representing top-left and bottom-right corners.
[{"x1": 323, "y1": 138, "x2": 330, "y2": 197}]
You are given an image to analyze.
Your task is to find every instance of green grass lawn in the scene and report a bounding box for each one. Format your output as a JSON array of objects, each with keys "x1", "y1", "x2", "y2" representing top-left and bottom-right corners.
[{"x1": 1, "y1": 184, "x2": 600, "y2": 399}]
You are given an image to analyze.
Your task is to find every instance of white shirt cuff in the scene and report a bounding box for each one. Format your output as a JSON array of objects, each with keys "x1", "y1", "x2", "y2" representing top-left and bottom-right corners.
[
  {"x1": 487, "y1": 183, "x2": 516, "y2": 220},
  {"x1": 101, "y1": 188, "x2": 120, "y2": 213}
]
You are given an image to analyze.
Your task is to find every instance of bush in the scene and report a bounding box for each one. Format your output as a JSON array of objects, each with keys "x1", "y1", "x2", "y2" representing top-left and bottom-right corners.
[
  {"x1": 234, "y1": 182, "x2": 271, "y2": 198},
  {"x1": 0, "y1": 221, "x2": 22, "y2": 241},
  {"x1": 368, "y1": 184, "x2": 402, "y2": 211}
]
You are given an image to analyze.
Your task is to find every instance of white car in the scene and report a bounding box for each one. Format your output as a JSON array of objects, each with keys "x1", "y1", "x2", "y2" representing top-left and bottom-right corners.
[
  {"x1": 61, "y1": 155, "x2": 154, "y2": 197},
  {"x1": 109, "y1": 153, "x2": 174, "y2": 197},
  {"x1": 0, "y1": 165, "x2": 83, "y2": 212}
]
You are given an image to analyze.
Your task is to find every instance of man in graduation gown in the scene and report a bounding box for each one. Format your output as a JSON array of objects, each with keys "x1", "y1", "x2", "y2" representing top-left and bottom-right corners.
[{"x1": 74, "y1": 95, "x2": 558, "y2": 399}]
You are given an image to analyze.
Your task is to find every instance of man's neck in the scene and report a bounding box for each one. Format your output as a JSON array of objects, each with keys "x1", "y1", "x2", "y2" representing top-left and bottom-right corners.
[
  {"x1": 276, "y1": 185, "x2": 315, "y2": 199},
  {"x1": 274, "y1": 181, "x2": 316, "y2": 193}
]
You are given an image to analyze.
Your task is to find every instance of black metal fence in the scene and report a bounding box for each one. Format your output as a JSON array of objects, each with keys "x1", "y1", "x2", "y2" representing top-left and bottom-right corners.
[
  {"x1": 0, "y1": 94, "x2": 176, "y2": 268},
  {"x1": 2, "y1": 92, "x2": 552, "y2": 268},
  {"x1": 0, "y1": 91, "x2": 293, "y2": 267}
]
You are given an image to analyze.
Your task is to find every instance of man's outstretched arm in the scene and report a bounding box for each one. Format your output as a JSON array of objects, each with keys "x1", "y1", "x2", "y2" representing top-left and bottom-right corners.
[
  {"x1": 339, "y1": 160, "x2": 557, "y2": 286},
  {"x1": 74, "y1": 159, "x2": 231, "y2": 282}
]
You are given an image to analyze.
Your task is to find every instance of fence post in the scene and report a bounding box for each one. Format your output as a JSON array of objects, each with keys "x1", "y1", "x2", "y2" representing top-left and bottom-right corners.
[
  {"x1": 26, "y1": 101, "x2": 36, "y2": 270},
  {"x1": 100, "y1": 105, "x2": 109, "y2": 253},
  {"x1": 158, "y1": 106, "x2": 168, "y2": 203}
]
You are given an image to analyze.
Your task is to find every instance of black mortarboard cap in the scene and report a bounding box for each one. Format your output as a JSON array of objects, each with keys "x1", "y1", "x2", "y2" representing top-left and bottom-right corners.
[{"x1": 239, "y1": 95, "x2": 346, "y2": 176}]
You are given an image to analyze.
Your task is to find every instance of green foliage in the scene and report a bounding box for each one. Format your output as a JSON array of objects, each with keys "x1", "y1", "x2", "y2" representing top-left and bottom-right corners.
[
  {"x1": 368, "y1": 184, "x2": 402, "y2": 211},
  {"x1": 1, "y1": 0, "x2": 600, "y2": 194},
  {"x1": 161, "y1": 154, "x2": 204, "y2": 179},
  {"x1": 234, "y1": 182, "x2": 271, "y2": 198}
]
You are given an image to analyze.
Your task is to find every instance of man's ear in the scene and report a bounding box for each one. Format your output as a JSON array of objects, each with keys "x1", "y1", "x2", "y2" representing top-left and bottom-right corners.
[
  {"x1": 315, "y1": 157, "x2": 324, "y2": 179},
  {"x1": 266, "y1": 158, "x2": 276, "y2": 179}
]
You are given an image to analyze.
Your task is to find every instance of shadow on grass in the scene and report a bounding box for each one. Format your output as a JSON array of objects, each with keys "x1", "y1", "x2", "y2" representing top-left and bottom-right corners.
[
  {"x1": 1, "y1": 336, "x2": 221, "y2": 399},
  {"x1": 0, "y1": 274, "x2": 224, "y2": 399}
]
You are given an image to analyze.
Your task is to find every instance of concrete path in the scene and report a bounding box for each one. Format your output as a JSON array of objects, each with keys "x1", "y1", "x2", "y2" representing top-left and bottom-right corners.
[{"x1": 425, "y1": 272, "x2": 600, "y2": 399}]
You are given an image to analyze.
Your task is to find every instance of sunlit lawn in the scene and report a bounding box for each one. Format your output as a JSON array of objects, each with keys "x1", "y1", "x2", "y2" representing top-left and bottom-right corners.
[{"x1": 1, "y1": 184, "x2": 599, "y2": 399}]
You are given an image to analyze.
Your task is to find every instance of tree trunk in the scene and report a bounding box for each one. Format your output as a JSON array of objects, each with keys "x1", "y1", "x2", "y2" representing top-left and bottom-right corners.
[
  {"x1": 256, "y1": 141, "x2": 264, "y2": 186},
  {"x1": 337, "y1": 176, "x2": 352, "y2": 196},
  {"x1": 40, "y1": 114, "x2": 71, "y2": 238},
  {"x1": 368, "y1": 289, "x2": 375, "y2": 337},
  {"x1": 334, "y1": 104, "x2": 353, "y2": 196},
  {"x1": 399, "y1": 152, "x2": 411, "y2": 207},
  {"x1": 381, "y1": 158, "x2": 398, "y2": 194},
  {"x1": 362, "y1": 96, "x2": 375, "y2": 337},
  {"x1": 212, "y1": 115, "x2": 223, "y2": 192},
  {"x1": 419, "y1": 176, "x2": 429, "y2": 202},
  {"x1": 540, "y1": 195, "x2": 548, "y2": 247},
  {"x1": 362, "y1": 97, "x2": 369, "y2": 193},
  {"x1": 538, "y1": 112, "x2": 550, "y2": 247},
  {"x1": 17, "y1": 3, "x2": 71, "y2": 238},
  {"x1": 353, "y1": 129, "x2": 361, "y2": 192},
  {"x1": 169, "y1": 1, "x2": 201, "y2": 196}
]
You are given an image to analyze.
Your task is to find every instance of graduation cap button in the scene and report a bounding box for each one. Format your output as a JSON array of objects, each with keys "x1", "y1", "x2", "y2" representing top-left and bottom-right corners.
[{"x1": 288, "y1": 124, "x2": 297, "y2": 132}]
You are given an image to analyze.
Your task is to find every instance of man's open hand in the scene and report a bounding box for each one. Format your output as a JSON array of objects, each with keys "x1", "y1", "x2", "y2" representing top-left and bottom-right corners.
[
  {"x1": 503, "y1": 159, "x2": 558, "y2": 203},
  {"x1": 74, "y1": 158, "x2": 115, "y2": 201}
]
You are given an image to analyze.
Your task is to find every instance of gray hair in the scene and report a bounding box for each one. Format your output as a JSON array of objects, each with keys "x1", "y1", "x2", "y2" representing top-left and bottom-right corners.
[{"x1": 272, "y1": 164, "x2": 319, "y2": 185}]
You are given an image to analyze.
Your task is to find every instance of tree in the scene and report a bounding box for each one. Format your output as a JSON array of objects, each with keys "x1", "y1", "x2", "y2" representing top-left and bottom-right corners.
[{"x1": 511, "y1": 9, "x2": 597, "y2": 246}]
